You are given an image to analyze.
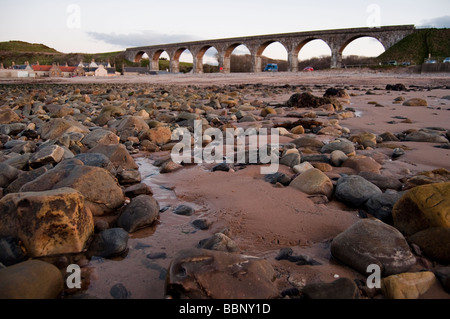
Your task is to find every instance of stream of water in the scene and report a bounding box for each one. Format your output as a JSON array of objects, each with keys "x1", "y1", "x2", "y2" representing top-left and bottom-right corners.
[{"x1": 80, "y1": 157, "x2": 209, "y2": 299}]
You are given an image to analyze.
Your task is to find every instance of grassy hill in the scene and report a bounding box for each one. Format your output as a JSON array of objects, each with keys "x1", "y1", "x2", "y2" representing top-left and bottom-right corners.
[
  {"x1": 377, "y1": 28, "x2": 450, "y2": 65},
  {"x1": 0, "y1": 40, "x2": 59, "y2": 53}
]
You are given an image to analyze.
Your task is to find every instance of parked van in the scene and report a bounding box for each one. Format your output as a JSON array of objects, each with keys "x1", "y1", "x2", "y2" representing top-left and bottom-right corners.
[{"x1": 264, "y1": 64, "x2": 278, "y2": 72}]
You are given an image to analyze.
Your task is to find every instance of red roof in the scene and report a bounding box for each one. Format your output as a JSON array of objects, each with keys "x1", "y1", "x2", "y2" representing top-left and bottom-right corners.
[
  {"x1": 32, "y1": 65, "x2": 52, "y2": 71},
  {"x1": 60, "y1": 66, "x2": 76, "y2": 72}
]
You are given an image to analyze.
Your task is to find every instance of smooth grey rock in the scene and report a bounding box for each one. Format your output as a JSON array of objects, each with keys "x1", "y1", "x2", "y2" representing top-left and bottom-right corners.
[
  {"x1": 331, "y1": 219, "x2": 416, "y2": 276},
  {"x1": 335, "y1": 175, "x2": 382, "y2": 207},
  {"x1": 87, "y1": 228, "x2": 129, "y2": 258},
  {"x1": 117, "y1": 195, "x2": 160, "y2": 233}
]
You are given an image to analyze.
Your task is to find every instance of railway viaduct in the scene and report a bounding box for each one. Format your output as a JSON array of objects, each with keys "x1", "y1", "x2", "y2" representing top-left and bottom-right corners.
[{"x1": 125, "y1": 25, "x2": 415, "y2": 73}]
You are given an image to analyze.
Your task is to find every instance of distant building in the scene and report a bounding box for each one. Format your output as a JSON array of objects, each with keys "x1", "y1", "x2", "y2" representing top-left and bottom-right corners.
[
  {"x1": 60, "y1": 66, "x2": 77, "y2": 77},
  {"x1": 32, "y1": 64, "x2": 52, "y2": 77},
  {"x1": 89, "y1": 59, "x2": 98, "y2": 68},
  {"x1": 0, "y1": 59, "x2": 117, "y2": 78},
  {"x1": 94, "y1": 64, "x2": 108, "y2": 77},
  {"x1": 49, "y1": 64, "x2": 62, "y2": 77},
  {"x1": 122, "y1": 66, "x2": 150, "y2": 76},
  {"x1": 73, "y1": 65, "x2": 86, "y2": 77},
  {"x1": 0, "y1": 61, "x2": 36, "y2": 78}
]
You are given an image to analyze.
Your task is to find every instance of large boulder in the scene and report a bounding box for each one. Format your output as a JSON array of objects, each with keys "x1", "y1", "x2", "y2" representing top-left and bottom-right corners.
[
  {"x1": 335, "y1": 175, "x2": 382, "y2": 207},
  {"x1": 434, "y1": 267, "x2": 450, "y2": 293},
  {"x1": 5, "y1": 166, "x2": 49, "y2": 194},
  {"x1": 286, "y1": 92, "x2": 341, "y2": 110},
  {"x1": 20, "y1": 159, "x2": 125, "y2": 216},
  {"x1": 37, "y1": 118, "x2": 89, "y2": 140},
  {"x1": 0, "y1": 260, "x2": 64, "y2": 299},
  {"x1": 381, "y1": 271, "x2": 437, "y2": 299},
  {"x1": 408, "y1": 227, "x2": 450, "y2": 263},
  {"x1": 392, "y1": 182, "x2": 450, "y2": 236},
  {"x1": 365, "y1": 192, "x2": 404, "y2": 224},
  {"x1": 198, "y1": 233, "x2": 239, "y2": 253},
  {"x1": 330, "y1": 150, "x2": 348, "y2": 167},
  {"x1": 94, "y1": 105, "x2": 126, "y2": 126},
  {"x1": 403, "y1": 98, "x2": 427, "y2": 107},
  {"x1": 0, "y1": 187, "x2": 94, "y2": 257},
  {"x1": 320, "y1": 138, "x2": 355, "y2": 155},
  {"x1": 359, "y1": 171, "x2": 403, "y2": 191},
  {"x1": 73, "y1": 153, "x2": 116, "y2": 175},
  {"x1": 301, "y1": 278, "x2": 360, "y2": 299},
  {"x1": 111, "y1": 115, "x2": 149, "y2": 134},
  {"x1": 289, "y1": 168, "x2": 334, "y2": 199},
  {"x1": 0, "y1": 236, "x2": 27, "y2": 266},
  {"x1": 117, "y1": 195, "x2": 160, "y2": 233},
  {"x1": 166, "y1": 248, "x2": 279, "y2": 299},
  {"x1": 29, "y1": 144, "x2": 65, "y2": 168},
  {"x1": 404, "y1": 131, "x2": 448, "y2": 143},
  {"x1": 0, "y1": 109, "x2": 21, "y2": 124},
  {"x1": 81, "y1": 129, "x2": 120, "y2": 149},
  {"x1": 291, "y1": 136, "x2": 324, "y2": 150},
  {"x1": 87, "y1": 143, "x2": 138, "y2": 171},
  {"x1": 331, "y1": 219, "x2": 416, "y2": 276},
  {"x1": 44, "y1": 104, "x2": 74, "y2": 118},
  {"x1": 87, "y1": 228, "x2": 129, "y2": 259},
  {"x1": 280, "y1": 151, "x2": 301, "y2": 168},
  {"x1": 0, "y1": 163, "x2": 20, "y2": 188},
  {"x1": 324, "y1": 88, "x2": 351, "y2": 99},
  {"x1": 341, "y1": 155, "x2": 382, "y2": 174},
  {"x1": 139, "y1": 126, "x2": 172, "y2": 145},
  {"x1": 403, "y1": 168, "x2": 450, "y2": 190},
  {"x1": 110, "y1": 115, "x2": 149, "y2": 142}
]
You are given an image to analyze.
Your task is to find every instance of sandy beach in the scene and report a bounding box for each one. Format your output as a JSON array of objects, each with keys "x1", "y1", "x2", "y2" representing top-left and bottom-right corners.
[{"x1": 0, "y1": 69, "x2": 449, "y2": 300}]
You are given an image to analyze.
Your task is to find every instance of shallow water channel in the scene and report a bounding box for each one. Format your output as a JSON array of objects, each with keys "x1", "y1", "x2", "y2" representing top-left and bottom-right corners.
[{"x1": 80, "y1": 157, "x2": 211, "y2": 299}]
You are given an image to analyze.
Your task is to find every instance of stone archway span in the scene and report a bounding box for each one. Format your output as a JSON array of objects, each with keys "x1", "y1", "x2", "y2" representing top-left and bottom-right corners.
[{"x1": 126, "y1": 25, "x2": 416, "y2": 72}]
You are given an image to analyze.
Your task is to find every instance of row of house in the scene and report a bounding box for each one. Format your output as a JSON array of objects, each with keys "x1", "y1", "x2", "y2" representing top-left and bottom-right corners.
[{"x1": 0, "y1": 60, "x2": 119, "y2": 78}]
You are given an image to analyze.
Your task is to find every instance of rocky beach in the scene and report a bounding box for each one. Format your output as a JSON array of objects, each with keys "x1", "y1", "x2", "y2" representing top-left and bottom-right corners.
[{"x1": 0, "y1": 70, "x2": 449, "y2": 300}]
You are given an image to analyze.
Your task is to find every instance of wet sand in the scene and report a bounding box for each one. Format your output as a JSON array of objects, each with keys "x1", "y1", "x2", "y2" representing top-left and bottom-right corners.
[{"x1": 51, "y1": 70, "x2": 449, "y2": 299}]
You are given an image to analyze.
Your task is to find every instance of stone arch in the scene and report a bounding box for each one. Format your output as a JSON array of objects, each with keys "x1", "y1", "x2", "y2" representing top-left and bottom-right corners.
[
  {"x1": 295, "y1": 38, "x2": 332, "y2": 59},
  {"x1": 195, "y1": 45, "x2": 219, "y2": 73},
  {"x1": 339, "y1": 35, "x2": 386, "y2": 56},
  {"x1": 171, "y1": 47, "x2": 193, "y2": 73},
  {"x1": 294, "y1": 38, "x2": 332, "y2": 71},
  {"x1": 151, "y1": 49, "x2": 170, "y2": 71},
  {"x1": 223, "y1": 43, "x2": 251, "y2": 73},
  {"x1": 134, "y1": 51, "x2": 147, "y2": 63},
  {"x1": 255, "y1": 40, "x2": 288, "y2": 72}
]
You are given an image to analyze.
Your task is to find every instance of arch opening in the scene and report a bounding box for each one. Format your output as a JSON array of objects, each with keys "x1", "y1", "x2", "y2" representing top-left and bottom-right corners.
[
  {"x1": 296, "y1": 39, "x2": 332, "y2": 71},
  {"x1": 134, "y1": 51, "x2": 147, "y2": 63},
  {"x1": 152, "y1": 50, "x2": 170, "y2": 71},
  {"x1": 341, "y1": 36, "x2": 386, "y2": 67},
  {"x1": 226, "y1": 44, "x2": 251, "y2": 73},
  {"x1": 173, "y1": 48, "x2": 193, "y2": 73},
  {"x1": 258, "y1": 41, "x2": 288, "y2": 72},
  {"x1": 198, "y1": 46, "x2": 219, "y2": 73}
]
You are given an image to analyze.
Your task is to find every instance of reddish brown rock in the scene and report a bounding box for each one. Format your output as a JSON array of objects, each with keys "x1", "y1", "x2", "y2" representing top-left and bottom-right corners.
[
  {"x1": 166, "y1": 248, "x2": 279, "y2": 299},
  {"x1": 0, "y1": 187, "x2": 94, "y2": 257}
]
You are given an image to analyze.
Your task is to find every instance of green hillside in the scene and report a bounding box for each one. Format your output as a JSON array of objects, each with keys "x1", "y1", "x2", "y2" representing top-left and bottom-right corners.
[
  {"x1": 0, "y1": 41, "x2": 59, "y2": 53},
  {"x1": 377, "y1": 28, "x2": 450, "y2": 64},
  {"x1": 0, "y1": 41, "x2": 134, "y2": 72}
]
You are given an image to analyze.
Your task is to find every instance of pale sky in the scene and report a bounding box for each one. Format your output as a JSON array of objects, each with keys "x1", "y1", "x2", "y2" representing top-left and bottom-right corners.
[{"x1": 1, "y1": 0, "x2": 449, "y2": 63}]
